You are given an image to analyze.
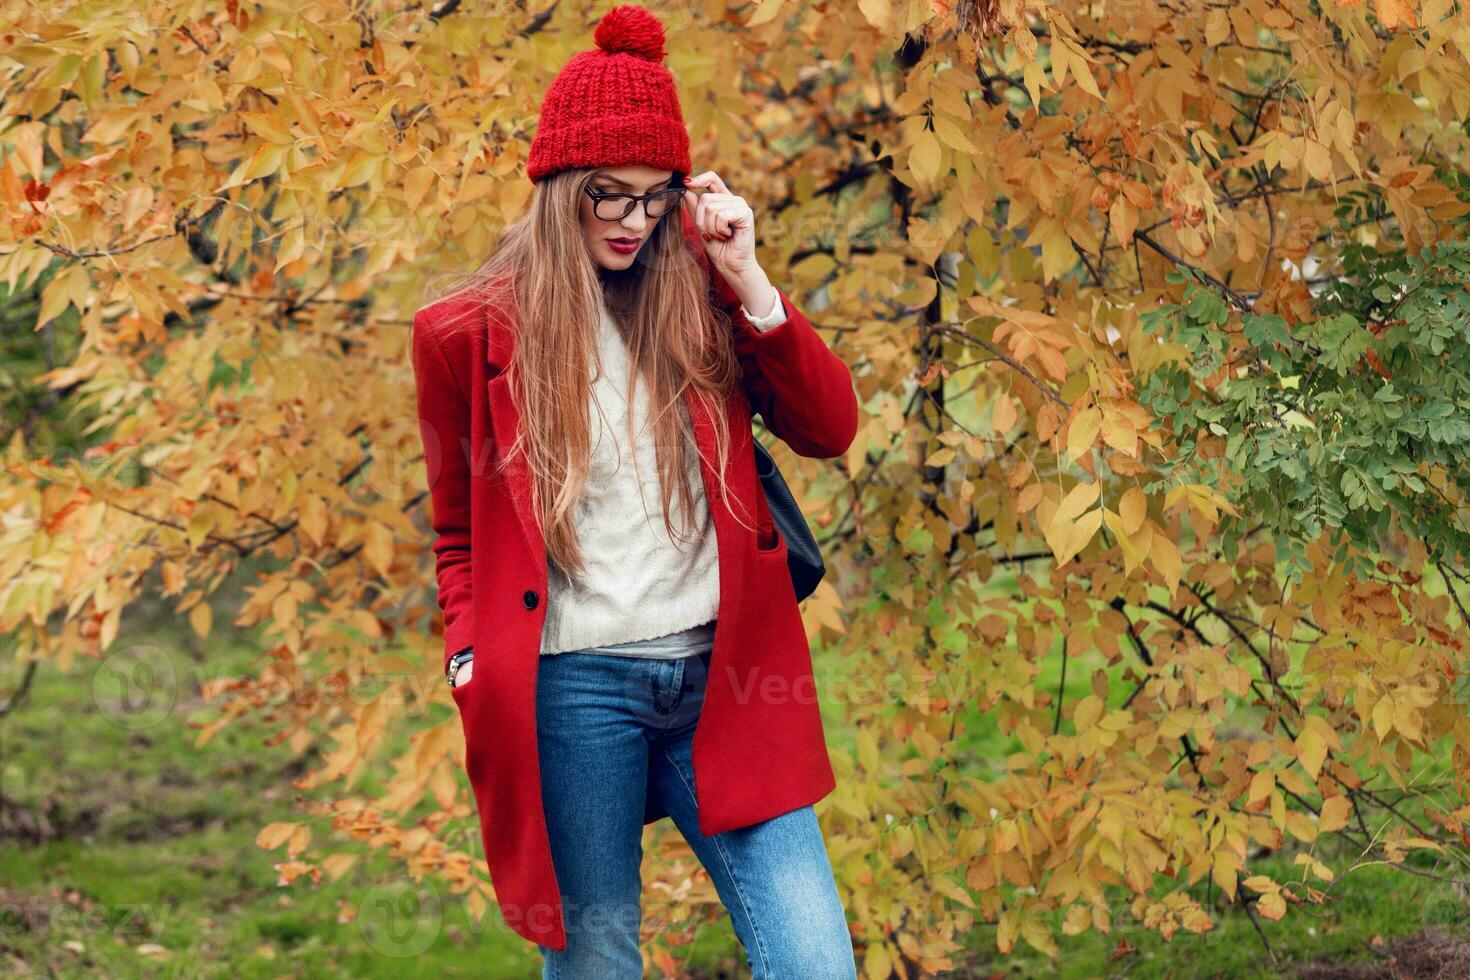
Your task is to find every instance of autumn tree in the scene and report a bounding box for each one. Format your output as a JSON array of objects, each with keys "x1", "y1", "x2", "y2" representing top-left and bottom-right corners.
[{"x1": 4, "y1": 0, "x2": 1469, "y2": 975}]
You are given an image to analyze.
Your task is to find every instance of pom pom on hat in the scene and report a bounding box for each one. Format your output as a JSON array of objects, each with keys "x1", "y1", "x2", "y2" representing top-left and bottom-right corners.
[{"x1": 594, "y1": 5, "x2": 667, "y2": 61}]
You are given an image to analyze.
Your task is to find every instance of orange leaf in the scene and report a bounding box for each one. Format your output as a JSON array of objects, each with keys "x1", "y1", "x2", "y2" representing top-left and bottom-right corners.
[
  {"x1": 992, "y1": 395, "x2": 1018, "y2": 435},
  {"x1": 1371, "y1": 0, "x2": 1416, "y2": 28},
  {"x1": 1109, "y1": 197, "x2": 1138, "y2": 248},
  {"x1": 1320, "y1": 796, "x2": 1352, "y2": 832}
]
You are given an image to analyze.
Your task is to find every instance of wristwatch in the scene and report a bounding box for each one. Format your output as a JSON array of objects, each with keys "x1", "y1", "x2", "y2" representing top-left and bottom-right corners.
[{"x1": 447, "y1": 648, "x2": 474, "y2": 688}]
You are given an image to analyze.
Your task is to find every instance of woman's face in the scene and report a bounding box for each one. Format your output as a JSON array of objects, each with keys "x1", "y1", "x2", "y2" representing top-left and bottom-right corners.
[{"x1": 580, "y1": 164, "x2": 678, "y2": 271}]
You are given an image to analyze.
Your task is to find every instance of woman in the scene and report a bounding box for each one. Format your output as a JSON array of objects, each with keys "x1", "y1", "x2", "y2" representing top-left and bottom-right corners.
[{"x1": 409, "y1": 6, "x2": 860, "y2": 977}]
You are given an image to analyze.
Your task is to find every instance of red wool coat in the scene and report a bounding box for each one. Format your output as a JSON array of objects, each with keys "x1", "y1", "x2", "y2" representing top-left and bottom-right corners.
[{"x1": 409, "y1": 208, "x2": 860, "y2": 952}]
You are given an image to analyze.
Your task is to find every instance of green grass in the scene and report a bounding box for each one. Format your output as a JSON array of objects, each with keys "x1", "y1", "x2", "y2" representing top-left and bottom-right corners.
[
  {"x1": 3, "y1": 593, "x2": 1465, "y2": 978},
  {"x1": 0, "y1": 604, "x2": 548, "y2": 978},
  {"x1": 0, "y1": 586, "x2": 772, "y2": 978},
  {"x1": 955, "y1": 850, "x2": 1469, "y2": 979}
]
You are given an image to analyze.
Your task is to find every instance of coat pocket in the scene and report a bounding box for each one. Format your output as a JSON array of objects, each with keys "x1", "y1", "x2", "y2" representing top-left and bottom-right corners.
[
  {"x1": 449, "y1": 653, "x2": 479, "y2": 711},
  {"x1": 752, "y1": 474, "x2": 780, "y2": 551},
  {"x1": 756, "y1": 520, "x2": 780, "y2": 552},
  {"x1": 448, "y1": 662, "x2": 490, "y2": 785},
  {"x1": 450, "y1": 671, "x2": 474, "y2": 707},
  {"x1": 449, "y1": 662, "x2": 476, "y2": 699}
]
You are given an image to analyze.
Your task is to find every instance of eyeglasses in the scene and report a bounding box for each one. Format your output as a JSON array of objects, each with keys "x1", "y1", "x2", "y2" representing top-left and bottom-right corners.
[{"x1": 583, "y1": 183, "x2": 686, "y2": 221}]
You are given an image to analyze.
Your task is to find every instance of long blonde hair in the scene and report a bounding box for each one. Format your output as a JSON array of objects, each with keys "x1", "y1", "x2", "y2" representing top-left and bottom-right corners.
[{"x1": 421, "y1": 166, "x2": 754, "y2": 578}]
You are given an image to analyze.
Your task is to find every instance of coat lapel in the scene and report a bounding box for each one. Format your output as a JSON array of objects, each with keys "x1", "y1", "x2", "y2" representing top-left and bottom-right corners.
[{"x1": 485, "y1": 371, "x2": 546, "y2": 577}]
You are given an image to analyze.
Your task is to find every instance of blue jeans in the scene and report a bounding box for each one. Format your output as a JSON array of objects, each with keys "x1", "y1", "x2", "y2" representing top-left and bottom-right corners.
[{"x1": 534, "y1": 648, "x2": 858, "y2": 979}]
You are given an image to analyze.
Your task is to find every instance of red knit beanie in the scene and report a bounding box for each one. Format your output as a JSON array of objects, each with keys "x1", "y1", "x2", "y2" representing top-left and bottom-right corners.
[{"x1": 526, "y1": 5, "x2": 692, "y2": 184}]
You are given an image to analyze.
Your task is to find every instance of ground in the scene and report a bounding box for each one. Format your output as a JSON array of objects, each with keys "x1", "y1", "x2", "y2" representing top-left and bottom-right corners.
[{"x1": 2, "y1": 594, "x2": 1466, "y2": 977}]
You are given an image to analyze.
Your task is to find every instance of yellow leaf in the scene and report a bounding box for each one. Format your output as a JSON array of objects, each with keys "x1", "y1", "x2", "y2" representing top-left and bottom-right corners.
[
  {"x1": 1050, "y1": 35, "x2": 1072, "y2": 89},
  {"x1": 992, "y1": 395, "x2": 1018, "y2": 434},
  {"x1": 1286, "y1": 809, "x2": 1319, "y2": 843},
  {"x1": 41, "y1": 264, "x2": 90, "y2": 329},
  {"x1": 1011, "y1": 26, "x2": 1038, "y2": 61},
  {"x1": 1110, "y1": 197, "x2": 1138, "y2": 248},
  {"x1": 1229, "y1": 4, "x2": 1256, "y2": 42},
  {"x1": 997, "y1": 907, "x2": 1019, "y2": 953},
  {"x1": 1303, "y1": 139, "x2": 1334, "y2": 182},
  {"x1": 794, "y1": 251, "x2": 839, "y2": 279},
  {"x1": 1294, "y1": 852, "x2": 1336, "y2": 882},
  {"x1": 858, "y1": 0, "x2": 891, "y2": 29},
  {"x1": 863, "y1": 939, "x2": 893, "y2": 979},
  {"x1": 931, "y1": 874, "x2": 977, "y2": 908},
  {"x1": 1066, "y1": 406, "x2": 1102, "y2": 463},
  {"x1": 1212, "y1": 855, "x2": 1238, "y2": 899},
  {"x1": 1054, "y1": 480, "x2": 1102, "y2": 526},
  {"x1": 274, "y1": 225, "x2": 306, "y2": 272},
  {"x1": 925, "y1": 446, "x2": 956, "y2": 467},
  {"x1": 1057, "y1": 507, "x2": 1103, "y2": 566},
  {"x1": 189, "y1": 601, "x2": 212, "y2": 640},
  {"x1": 255, "y1": 822, "x2": 300, "y2": 851},
  {"x1": 1016, "y1": 483, "x2": 1043, "y2": 513},
  {"x1": 239, "y1": 110, "x2": 294, "y2": 145},
  {"x1": 857, "y1": 728, "x2": 880, "y2": 773},
  {"x1": 1041, "y1": 232, "x2": 1080, "y2": 283},
  {"x1": 1151, "y1": 532, "x2": 1182, "y2": 596},
  {"x1": 747, "y1": 0, "x2": 787, "y2": 25},
  {"x1": 1060, "y1": 36, "x2": 1100, "y2": 98},
  {"x1": 467, "y1": 888, "x2": 487, "y2": 923},
  {"x1": 934, "y1": 114, "x2": 978, "y2": 153},
  {"x1": 1100, "y1": 409, "x2": 1137, "y2": 456},
  {"x1": 1205, "y1": 8, "x2": 1231, "y2": 44},
  {"x1": 299, "y1": 493, "x2": 327, "y2": 546},
  {"x1": 186, "y1": 510, "x2": 215, "y2": 548},
  {"x1": 1062, "y1": 904, "x2": 1092, "y2": 936},
  {"x1": 1372, "y1": 697, "x2": 1393, "y2": 739},
  {"x1": 1105, "y1": 507, "x2": 1152, "y2": 575},
  {"x1": 910, "y1": 129, "x2": 942, "y2": 184},
  {"x1": 1295, "y1": 725, "x2": 1327, "y2": 780},
  {"x1": 403, "y1": 165, "x2": 437, "y2": 211},
  {"x1": 1119, "y1": 486, "x2": 1147, "y2": 534},
  {"x1": 339, "y1": 149, "x2": 381, "y2": 190},
  {"x1": 1073, "y1": 694, "x2": 1104, "y2": 732},
  {"x1": 896, "y1": 275, "x2": 938, "y2": 307},
  {"x1": 1393, "y1": 699, "x2": 1422, "y2": 742},
  {"x1": 1021, "y1": 911, "x2": 1059, "y2": 957},
  {"x1": 1319, "y1": 795, "x2": 1352, "y2": 832},
  {"x1": 321, "y1": 853, "x2": 360, "y2": 882},
  {"x1": 364, "y1": 520, "x2": 394, "y2": 577}
]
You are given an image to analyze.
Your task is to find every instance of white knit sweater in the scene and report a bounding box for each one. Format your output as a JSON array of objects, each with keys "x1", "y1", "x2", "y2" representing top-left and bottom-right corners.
[{"x1": 539, "y1": 286, "x2": 788, "y2": 656}]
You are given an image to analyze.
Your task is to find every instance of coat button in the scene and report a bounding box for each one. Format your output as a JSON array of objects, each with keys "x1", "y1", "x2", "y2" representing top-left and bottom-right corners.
[{"x1": 523, "y1": 589, "x2": 539, "y2": 610}]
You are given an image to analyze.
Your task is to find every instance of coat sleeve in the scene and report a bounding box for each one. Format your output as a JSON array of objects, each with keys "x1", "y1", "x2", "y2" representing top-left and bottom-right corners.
[
  {"x1": 685, "y1": 219, "x2": 860, "y2": 459},
  {"x1": 410, "y1": 306, "x2": 476, "y2": 672}
]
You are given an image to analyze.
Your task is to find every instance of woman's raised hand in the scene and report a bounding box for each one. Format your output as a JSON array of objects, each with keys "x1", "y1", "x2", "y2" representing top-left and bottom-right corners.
[{"x1": 682, "y1": 171, "x2": 761, "y2": 286}]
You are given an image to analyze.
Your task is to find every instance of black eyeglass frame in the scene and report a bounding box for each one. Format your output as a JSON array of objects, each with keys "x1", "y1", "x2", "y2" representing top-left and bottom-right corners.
[{"x1": 582, "y1": 182, "x2": 687, "y2": 221}]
